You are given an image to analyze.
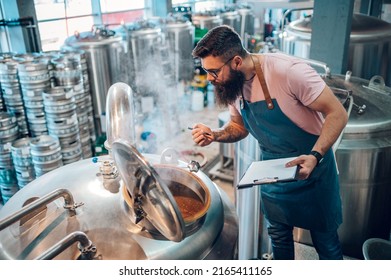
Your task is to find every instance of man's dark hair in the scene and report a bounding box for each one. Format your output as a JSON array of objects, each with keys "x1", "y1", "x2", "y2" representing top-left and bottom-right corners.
[{"x1": 192, "y1": 25, "x2": 247, "y2": 60}]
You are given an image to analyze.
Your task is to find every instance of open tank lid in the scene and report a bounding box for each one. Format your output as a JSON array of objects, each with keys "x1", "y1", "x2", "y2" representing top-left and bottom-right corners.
[{"x1": 111, "y1": 140, "x2": 185, "y2": 242}]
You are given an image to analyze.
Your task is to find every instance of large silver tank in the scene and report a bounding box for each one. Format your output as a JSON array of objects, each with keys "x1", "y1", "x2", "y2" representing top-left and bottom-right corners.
[
  {"x1": 235, "y1": 73, "x2": 391, "y2": 260},
  {"x1": 64, "y1": 27, "x2": 128, "y2": 136},
  {"x1": 282, "y1": 13, "x2": 391, "y2": 86},
  {"x1": 163, "y1": 17, "x2": 195, "y2": 82},
  {"x1": 237, "y1": 7, "x2": 255, "y2": 39},
  {"x1": 119, "y1": 20, "x2": 166, "y2": 90},
  {"x1": 0, "y1": 148, "x2": 238, "y2": 260},
  {"x1": 234, "y1": 134, "x2": 270, "y2": 260},
  {"x1": 192, "y1": 12, "x2": 223, "y2": 31},
  {"x1": 220, "y1": 9, "x2": 241, "y2": 36}
]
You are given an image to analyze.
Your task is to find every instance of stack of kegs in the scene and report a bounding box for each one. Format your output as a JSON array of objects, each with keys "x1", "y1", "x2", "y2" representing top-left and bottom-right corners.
[
  {"x1": 17, "y1": 56, "x2": 52, "y2": 137},
  {"x1": 73, "y1": 82, "x2": 94, "y2": 159},
  {"x1": 51, "y1": 53, "x2": 82, "y2": 87},
  {"x1": 0, "y1": 111, "x2": 19, "y2": 145},
  {"x1": 0, "y1": 49, "x2": 99, "y2": 203},
  {"x1": 0, "y1": 85, "x2": 3, "y2": 111},
  {"x1": 0, "y1": 111, "x2": 19, "y2": 203},
  {"x1": 0, "y1": 144, "x2": 18, "y2": 204},
  {"x1": 61, "y1": 49, "x2": 96, "y2": 146},
  {"x1": 43, "y1": 86, "x2": 82, "y2": 165},
  {"x1": 0, "y1": 55, "x2": 29, "y2": 137},
  {"x1": 11, "y1": 137, "x2": 35, "y2": 188},
  {"x1": 29, "y1": 135, "x2": 63, "y2": 177},
  {"x1": 52, "y1": 51, "x2": 94, "y2": 158}
]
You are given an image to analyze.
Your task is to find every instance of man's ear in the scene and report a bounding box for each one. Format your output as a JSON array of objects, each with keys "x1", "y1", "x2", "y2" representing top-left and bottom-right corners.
[{"x1": 233, "y1": 56, "x2": 242, "y2": 70}]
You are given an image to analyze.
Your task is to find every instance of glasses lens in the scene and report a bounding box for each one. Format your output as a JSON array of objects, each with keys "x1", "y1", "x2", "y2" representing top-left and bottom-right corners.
[
  {"x1": 203, "y1": 56, "x2": 234, "y2": 78},
  {"x1": 202, "y1": 68, "x2": 217, "y2": 78},
  {"x1": 209, "y1": 70, "x2": 218, "y2": 78}
]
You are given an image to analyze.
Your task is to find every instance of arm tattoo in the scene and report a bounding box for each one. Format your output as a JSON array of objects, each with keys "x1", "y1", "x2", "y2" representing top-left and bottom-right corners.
[{"x1": 214, "y1": 123, "x2": 247, "y2": 143}]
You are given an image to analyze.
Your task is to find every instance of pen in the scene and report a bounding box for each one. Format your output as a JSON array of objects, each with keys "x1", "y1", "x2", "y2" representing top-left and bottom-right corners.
[{"x1": 187, "y1": 126, "x2": 212, "y2": 137}]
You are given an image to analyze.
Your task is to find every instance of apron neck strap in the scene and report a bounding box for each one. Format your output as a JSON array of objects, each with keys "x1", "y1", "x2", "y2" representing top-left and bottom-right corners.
[{"x1": 251, "y1": 54, "x2": 274, "y2": 110}]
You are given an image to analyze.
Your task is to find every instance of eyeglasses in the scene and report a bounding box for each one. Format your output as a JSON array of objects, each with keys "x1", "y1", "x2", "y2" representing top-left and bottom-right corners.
[{"x1": 202, "y1": 56, "x2": 235, "y2": 79}]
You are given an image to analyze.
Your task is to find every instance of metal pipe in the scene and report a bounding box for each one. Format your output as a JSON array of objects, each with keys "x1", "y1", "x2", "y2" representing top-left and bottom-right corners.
[
  {"x1": 285, "y1": 54, "x2": 331, "y2": 78},
  {"x1": 35, "y1": 231, "x2": 96, "y2": 260},
  {"x1": 0, "y1": 188, "x2": 81, "y2": 231}
]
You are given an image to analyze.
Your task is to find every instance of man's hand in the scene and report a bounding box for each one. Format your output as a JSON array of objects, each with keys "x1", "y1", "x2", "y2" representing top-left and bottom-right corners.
[
  {"x1": 190, "y1": 124, "x2": 214, "y2": 147},
  {"x1": 286, "y1": 155, "x2": 318, "y2": 180}
]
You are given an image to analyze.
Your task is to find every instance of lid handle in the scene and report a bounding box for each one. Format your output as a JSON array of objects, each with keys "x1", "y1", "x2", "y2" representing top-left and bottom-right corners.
[{"x1": 363, "y1": 75, "x2": 390, "y2": 95}]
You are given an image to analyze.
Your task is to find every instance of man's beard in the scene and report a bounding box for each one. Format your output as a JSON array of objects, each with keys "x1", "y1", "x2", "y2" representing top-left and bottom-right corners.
[{"x1": 213, "y1": 68, "x2": 245, "y2": 107}]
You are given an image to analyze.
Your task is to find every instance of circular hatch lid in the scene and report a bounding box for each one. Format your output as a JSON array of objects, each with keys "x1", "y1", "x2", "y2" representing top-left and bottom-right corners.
[
  {"x1": 111, "y1": 140, "x2": 185, "y2": 242},
  {"x1": 65, "y1": 28, "x2": 123, "y2": 47},
  {"x1": 287, "y1": 13, "x2": 391, "y2": 41},
  {"x1": 324, "y1": 74, "x2": 391, "y2": 135}
]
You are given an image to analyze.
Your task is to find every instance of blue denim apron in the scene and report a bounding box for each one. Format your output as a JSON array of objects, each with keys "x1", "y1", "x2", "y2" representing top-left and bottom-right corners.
[{"x1": 240, "y1": 59, "x2": 342, "y2": 232}]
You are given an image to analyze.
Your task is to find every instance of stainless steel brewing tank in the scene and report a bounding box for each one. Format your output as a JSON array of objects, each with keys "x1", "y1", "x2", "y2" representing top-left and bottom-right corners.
[
  {"x1": 282, "y1": 13, "x2": 391, "y2": 86},
  {"x1": 218, "y1": 111, "x2": 235, "y2": 162},
  {"x1": 163, "y1": 18, "x2": 195, "y2": 82},
  {"x1": 119, "y1": 21, "x2": 165, "y2": 90},
  {"x1": 234, "y1": 134, "x2": 271, "y2": 260},
  {"x1": 319, "y1": 74, "x2": 391, "y2": 259},
  {"x1": 192, "y1": 13, "x2": 223, "y2": 31},
  {"x1": 295, "y1": 75, "x2": 391, "y2": 259},
  {"x1": 64, "y1": 28, "x2": 128, "y2": 136},
  {"x1": 220, "y1": 10, "x2": 241, "y2": 35},
  {"x1": 0, "y1": 152, "x2": 238, "y2": 260},
  {"x1": 237, "y1": 7, "x2": 255, "y2": 39}
]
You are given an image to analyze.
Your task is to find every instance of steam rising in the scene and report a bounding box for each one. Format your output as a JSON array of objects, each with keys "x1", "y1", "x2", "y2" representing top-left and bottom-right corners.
[{"x1": 127, "y1": 42, "x2": 188, "y2": 153}]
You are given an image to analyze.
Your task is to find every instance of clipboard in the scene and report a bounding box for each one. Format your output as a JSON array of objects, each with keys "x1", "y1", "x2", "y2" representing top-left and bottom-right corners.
[{"x1": 237, "y1": 157, "x2": 299, "y2": 189}]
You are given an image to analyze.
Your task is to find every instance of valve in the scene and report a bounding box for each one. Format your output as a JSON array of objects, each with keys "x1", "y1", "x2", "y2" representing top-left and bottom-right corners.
[{"x1": 92, "y1": 157, "x2": 119, "y2": 179}]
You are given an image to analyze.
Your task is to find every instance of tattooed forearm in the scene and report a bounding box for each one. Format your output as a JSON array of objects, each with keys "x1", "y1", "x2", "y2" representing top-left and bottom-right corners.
[{"x1": 212, "y1": 118, "x2": 249, "y2": 143}]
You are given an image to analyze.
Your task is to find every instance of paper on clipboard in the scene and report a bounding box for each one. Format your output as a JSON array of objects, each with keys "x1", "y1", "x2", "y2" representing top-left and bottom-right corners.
[{"x1": 237, "y1": 157, "x2": 299, "y2": 189}]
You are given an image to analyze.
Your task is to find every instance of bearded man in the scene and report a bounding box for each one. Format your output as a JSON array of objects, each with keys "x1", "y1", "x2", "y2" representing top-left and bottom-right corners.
[{"x1": 189, "y1": 25, "x2": 348, "y2": 260}]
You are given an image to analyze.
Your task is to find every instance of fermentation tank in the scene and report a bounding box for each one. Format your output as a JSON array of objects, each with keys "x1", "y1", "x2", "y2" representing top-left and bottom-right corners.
[
  {"x1": 234, "y1": 134, "x2": 269, "y2": 260},
  {"x1": 237, "y1": 6, "x2": 255, "y2": 39},
  {"x1": 282, "y1": 13, "x2": 391, "y2": 86},
  {"x1": 220, "y1": 9, "x2": 241, "y2": 36},
  {"x1": 192, "y1": 12, "x2": 223, "y2": 31},
  {"x1": 64, "y1": 26, "x2": 128, "y2": 136},
  {"x1": 119, "y1": 20, "x2": 166, "y2": 91},
  {"x1": 235, "y1": 71, "x2": 391, "y2": 260},
  {"x1": 163, "y1": 16, "x2": 195, "y2": 82},
  {"x1": 309, "y1": 73, "x2": 391, "y2": 259}
]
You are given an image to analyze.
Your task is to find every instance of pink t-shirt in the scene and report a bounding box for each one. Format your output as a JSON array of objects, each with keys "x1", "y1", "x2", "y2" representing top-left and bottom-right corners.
[{"x1": 229, "y1": 52, "x2": 326, "y2": 135}]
